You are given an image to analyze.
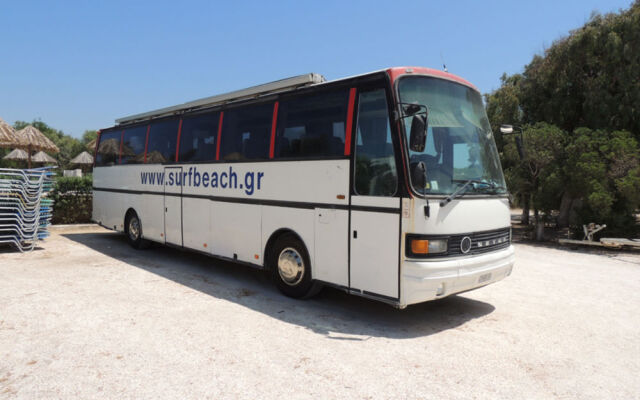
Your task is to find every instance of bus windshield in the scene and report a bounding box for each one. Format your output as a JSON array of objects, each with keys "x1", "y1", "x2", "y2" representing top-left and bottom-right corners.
[{"x1": 398, "y1": 76, "x2": 507, "y2": 196}]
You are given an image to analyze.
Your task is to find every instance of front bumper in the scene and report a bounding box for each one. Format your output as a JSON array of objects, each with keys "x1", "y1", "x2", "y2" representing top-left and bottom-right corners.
[{"x1": 401, "y1": 245, "x2": 515, "y2": 306}]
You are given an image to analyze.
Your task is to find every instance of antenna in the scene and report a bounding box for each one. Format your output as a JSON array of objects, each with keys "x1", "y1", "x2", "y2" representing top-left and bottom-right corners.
[{"x1": 440, "y1": 52, "x2": 448, "y2": 73}]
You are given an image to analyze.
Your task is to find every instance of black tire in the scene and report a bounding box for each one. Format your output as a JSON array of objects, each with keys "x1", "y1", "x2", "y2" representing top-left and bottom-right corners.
[
  {"x1": 124, "y1": 211, "x2": 150, "y2": 250},
  {"x1": 269, "y1": 233, "x2": 322, "y2": 299}
]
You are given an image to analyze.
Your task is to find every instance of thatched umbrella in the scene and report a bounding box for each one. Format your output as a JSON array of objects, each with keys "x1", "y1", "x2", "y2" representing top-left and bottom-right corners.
[
  {"x1": 71, "y1": 150, "x2": 94, "y2": 173},
  {"x1": 14, "y1": 125, "x2": 60, "y2": 168},
  {"x1": 86, "y1": 138, "x2": 97, "y2": 153},
  {"x1": 97, "y1": 138, "x2": 120, "y2": 157},
  {"x1": 3, "y1": 148, "x2": 28, "y2": 161},
  {"x1": 32, "y1": 151, "x2": 58, "y2": 165},
  {"x1": 0, "y1": 118, "x2": 19, "y2": 148},
  {"x1": 70, "y1": 151, "x2": 94, "y2": 165}
]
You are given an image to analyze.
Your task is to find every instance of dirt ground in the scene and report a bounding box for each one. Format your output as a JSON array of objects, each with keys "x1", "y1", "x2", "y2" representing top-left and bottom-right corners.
[{"x1": 1, "y1": 225, "x2": 639, "y2": 399}]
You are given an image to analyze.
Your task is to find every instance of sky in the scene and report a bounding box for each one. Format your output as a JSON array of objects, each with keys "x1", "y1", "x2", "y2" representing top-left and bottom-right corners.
[{"x1": 0, "y1": 0, "x2": 633, "y2": 138}]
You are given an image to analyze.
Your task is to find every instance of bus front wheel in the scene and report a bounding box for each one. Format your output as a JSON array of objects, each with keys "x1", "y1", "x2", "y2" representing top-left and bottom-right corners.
[
  {"x1": 125, "y1": 211, "x2": 150, "y2": 250},
  {"x1": 270, "y1": 234, "x2": 321, "y2": 299}
]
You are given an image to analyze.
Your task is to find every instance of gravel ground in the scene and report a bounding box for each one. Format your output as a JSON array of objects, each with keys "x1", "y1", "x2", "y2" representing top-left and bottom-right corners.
[{"x1": 1, "y1": 225, "x2": 639, "y2": 399}]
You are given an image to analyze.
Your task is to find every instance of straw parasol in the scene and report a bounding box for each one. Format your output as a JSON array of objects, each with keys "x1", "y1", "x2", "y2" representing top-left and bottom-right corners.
[
  {"x1": 0, "y1": 118, "x2": 19, "y2": 148},
  {"x1": 70, "y1": 151, "x2": 94, "y2": 165},
  {"x1": 97, "y1": 138, "x2": 120, "y2": 157},
  {"x1": 14, "y1": 125, "x2": 60, "y2": 168},
  {"x1": 3, "y1": 148, "x2": 29, "y2": 161},
  {"x1": 133, "y1": 150, "x2": 166, "y2": 164},
  {"x1": 32, "y1": 151, "x2": 58, "y2": 165},
  {"x1": 86, "y1": 138, "x2": 97, "y2": 153}
]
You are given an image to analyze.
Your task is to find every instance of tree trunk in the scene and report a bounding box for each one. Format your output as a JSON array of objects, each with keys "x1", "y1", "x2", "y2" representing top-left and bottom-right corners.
[
  {"x1": 521, "y1": 194, "x2": 530, "y2": 225},
  {"x1": 535, "y1": 222, "x2": 545, "y2": 241},
  {"x1": 557, "y1": 192, "x2": 573, "y2": 228}
]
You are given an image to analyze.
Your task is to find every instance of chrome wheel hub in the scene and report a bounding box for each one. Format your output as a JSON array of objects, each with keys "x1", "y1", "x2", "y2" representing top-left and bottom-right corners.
[
  {"x1": 128, "y1": 217, "x2": 140, "y2": 241},
  {"x1": 277, "y1": 247, "x2": 304, "y2": 286}
]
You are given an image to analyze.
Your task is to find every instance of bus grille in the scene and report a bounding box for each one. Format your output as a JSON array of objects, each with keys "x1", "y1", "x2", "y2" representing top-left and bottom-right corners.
[{"x1": 448, "y1": 228, "x2": 511, "y2": 256}]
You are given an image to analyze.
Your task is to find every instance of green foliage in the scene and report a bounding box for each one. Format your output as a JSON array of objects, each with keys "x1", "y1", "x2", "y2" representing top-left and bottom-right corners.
[
  {"x1": 484, "y1": 73, "x2": 523, "y2": 152},
  {"x1": 81, "y1": 130, "x2": 98, "y2": 145},
  {"x1": 519, "y1": 2, "x2": 640, "y2": 135},
  {"x1": 503, "y1": 123, "x2": 566, "y2": 214},
  {"x1": 564, "y1": 128, "x2": 640, "y2": 236},
  {"x1": 49, "y1": 176, "x2": 93, "y2": 224},
  {"x1": 485, "y1": 2, "x2": 640, "y2": 235}
]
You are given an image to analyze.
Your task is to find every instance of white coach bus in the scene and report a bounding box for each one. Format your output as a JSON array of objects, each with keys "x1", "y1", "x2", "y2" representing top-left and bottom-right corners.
[{"x1": 92, "y1": 67, "x2": 514, "y2": 308}]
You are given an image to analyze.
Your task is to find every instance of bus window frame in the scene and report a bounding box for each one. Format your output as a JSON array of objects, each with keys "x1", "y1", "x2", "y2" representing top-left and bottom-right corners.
[
  {"x1": 95, "y1": 74, "x2": 397, "y2": 168},
  {"x1": 352, "y1": 87, "x2": 399, "y2": 197}
]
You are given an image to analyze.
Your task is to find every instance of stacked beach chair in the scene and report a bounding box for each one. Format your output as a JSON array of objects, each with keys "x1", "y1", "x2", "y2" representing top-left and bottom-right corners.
[{"x1": 0, "y1": 168, "x2": 54, "y2": 252}]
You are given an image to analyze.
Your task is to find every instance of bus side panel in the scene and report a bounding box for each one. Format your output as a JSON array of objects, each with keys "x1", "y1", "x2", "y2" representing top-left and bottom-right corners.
[
  {"x1": 93, "y1": 190, "x2": 120, "y2": 230},
  {"x1": 210, "y1": 201, "x2": 262, "y2": 264},
  {"x1": 261, "y1": 206, "x2": 315, "y2": 273},
  {"x1": 93, "y1": 168, "x2": 126, "y2": 232},
  {"x1": 182, "y1": 197, "x2": 211, "y2": 251},
  {"x1": 138, "y1": 193, "x2": 164, "y2": 242},
  {"x1": 313, "y1": 208, "x2": 349, "y2": 286}
]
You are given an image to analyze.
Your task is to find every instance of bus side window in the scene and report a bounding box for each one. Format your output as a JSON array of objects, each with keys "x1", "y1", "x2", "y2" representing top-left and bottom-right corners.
[
  {"x1": 147, "y1": 118, "x2": 180, "y2": 163},
  {"x1": 121, "y1": 125, "x2": 147, "y2": 165},
  {"x1": 274, "y1": 89, "x2": 349, "y2": 159},
  {"x1": 219, "y1": 103, "x2": 272, "y2": 161},
  {"x1": 179, "y1": 112, "x2": 219, "y2": 162},
  {"x1": 95, "y1": 130, "x2": 122, "y2": 166},
  {"x1": 354, "y1": 89, "x2": 397, "y2": 196}
]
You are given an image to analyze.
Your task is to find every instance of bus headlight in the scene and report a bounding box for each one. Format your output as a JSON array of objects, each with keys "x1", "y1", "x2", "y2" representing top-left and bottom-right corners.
[{"x1": 407, "y1": 237, "x2": 448, "y2": 257}]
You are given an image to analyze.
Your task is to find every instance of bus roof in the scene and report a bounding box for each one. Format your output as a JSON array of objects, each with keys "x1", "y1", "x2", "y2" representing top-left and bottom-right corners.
[
  {"x1": 115, "y1": 73, "x2": 326, "y2": 125},
  {"x1": 385, "y1": 66, "x2": 478, "y2": 91},
  {"x1": 114, "y1": 67, "x2": 477, "y2": 126}
]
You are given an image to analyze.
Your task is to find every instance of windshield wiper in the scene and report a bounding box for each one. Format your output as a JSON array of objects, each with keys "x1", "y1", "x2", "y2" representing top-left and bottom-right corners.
[{"x1": 439, "y1": 179, "x2": 502, "y2": 207}]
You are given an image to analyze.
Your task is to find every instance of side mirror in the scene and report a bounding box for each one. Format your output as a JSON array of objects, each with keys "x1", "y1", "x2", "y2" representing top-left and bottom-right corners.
[
  {"x1": 412, "y1": 161, "x2": 427, "y2": 189},
  {"x1": 500, "y1": 124, "x2": 514, "y2": 134},
  {"x1": 409, "y1": 114, "x2": 427, "y2": 152}
]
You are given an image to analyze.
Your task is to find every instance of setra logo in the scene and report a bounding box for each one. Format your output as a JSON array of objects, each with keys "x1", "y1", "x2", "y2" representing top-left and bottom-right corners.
[{"x1": 460, "y1": 236, "x2": 472, "y2": 254}]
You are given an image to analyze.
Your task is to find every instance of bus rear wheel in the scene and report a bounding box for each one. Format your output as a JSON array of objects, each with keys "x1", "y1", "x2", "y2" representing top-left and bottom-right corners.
[
  {"x1": 270, "y1": 234, "x2": 321, "y2": 299},
  {"x1": 125, "y1": 211, "x2": 150, "y2": 250}
]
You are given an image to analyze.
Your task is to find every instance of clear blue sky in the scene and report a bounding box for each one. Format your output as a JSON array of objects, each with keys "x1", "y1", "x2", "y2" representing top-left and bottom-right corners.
[{"x1": 0, "y1": 0, "x2": 633, "y2": 138}]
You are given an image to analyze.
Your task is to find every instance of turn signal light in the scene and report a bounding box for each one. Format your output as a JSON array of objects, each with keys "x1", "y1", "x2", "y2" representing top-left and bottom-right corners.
[
  {"x1": 406, "y1": 236, "x2": 448, "y2": 257},
  {"x1": 411, "y1": 239, "x2": 430, "y2": 254}
]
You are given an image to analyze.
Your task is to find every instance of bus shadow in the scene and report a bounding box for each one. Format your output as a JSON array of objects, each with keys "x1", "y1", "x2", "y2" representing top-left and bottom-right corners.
[{"x1": 62, "y1": 231, "x2": 495, "y2": 340}]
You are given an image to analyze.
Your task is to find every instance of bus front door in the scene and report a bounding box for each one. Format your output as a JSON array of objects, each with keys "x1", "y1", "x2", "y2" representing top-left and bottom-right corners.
[
  {"x1": 164, "y1": 166, "x2": 183, "y2": 246},
  {"x1": 348, "y1": 88, "x2": 400, "y2": 300}
]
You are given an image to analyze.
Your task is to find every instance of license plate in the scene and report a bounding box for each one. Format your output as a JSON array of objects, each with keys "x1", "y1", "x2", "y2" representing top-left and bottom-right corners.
[{"x1": 478, "y1": 273, "x2": 492, "y2": 283}]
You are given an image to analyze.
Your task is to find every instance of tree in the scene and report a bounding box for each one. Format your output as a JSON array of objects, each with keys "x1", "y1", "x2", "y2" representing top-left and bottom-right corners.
[
  {"x1": 563, "y1": 128, "x2": 640, "y2": 236},
  {"x1": 519, "y1": 2, "x2": 640, "y2": 137},
  {"x1": 486, "y1": 2, "x2": 640, "y2": 235},
  {"x1": 502, "y1": 123, "x2": 566, "y2": 225},
  {"x1": 81, "y1": 130, "x2": 98, "y2": 145},
  {"x1": 484, "y1": 73, "x2": 523, "y2": 152}
]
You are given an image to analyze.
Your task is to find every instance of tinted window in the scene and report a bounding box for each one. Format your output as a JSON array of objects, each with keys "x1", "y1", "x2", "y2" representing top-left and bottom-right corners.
[
  {"x1": 95, "y1": 130, "x2": 121, "y2": 166},
  {"x1": 354, "y1": 89, "x2": 397, "y2": 196},
  {"x1": 274, "y1": 90, "x2": 349, "y2": 158},
  {"x1": 179, "y1": 112, "x2": 218, "y2": 162},
  {"x1": 219, "y1": 103, "x2": 272, "y2": 161},
  {"x1": 121, "y1": 125, "x2": 147, "y2": 164},
  {"x1": 147, "y1": 119, "x2": 179, "y2": 163}
]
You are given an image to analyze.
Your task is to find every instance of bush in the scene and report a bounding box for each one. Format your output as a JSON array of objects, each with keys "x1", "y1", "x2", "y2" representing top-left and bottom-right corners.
[{"x1": 49, "y1": 176, "x2": 93, "y2": 224}]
